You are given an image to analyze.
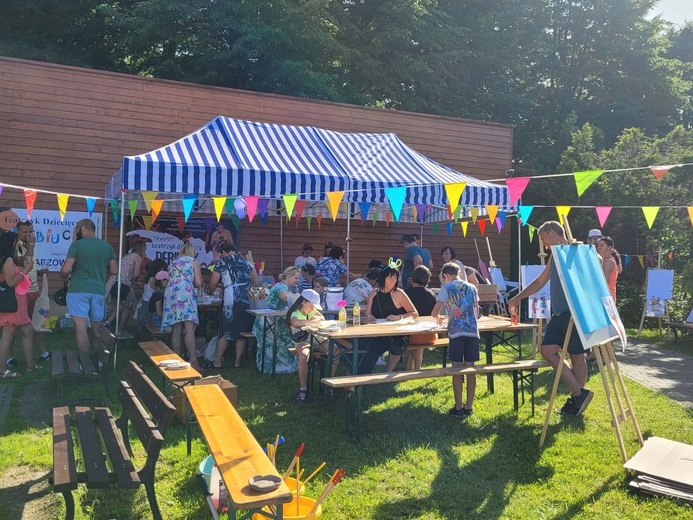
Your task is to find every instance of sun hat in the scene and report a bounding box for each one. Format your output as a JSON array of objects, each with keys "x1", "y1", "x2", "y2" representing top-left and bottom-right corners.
[
  {"x1": 301, "y1": 289, "x2": 322, "y2": 310},
  {"x1": 587, "y1": 229, "x2": 602, "y2": 239},
  {"x1": 155, "y1": 271, "x2": 169, "y2": 281}
]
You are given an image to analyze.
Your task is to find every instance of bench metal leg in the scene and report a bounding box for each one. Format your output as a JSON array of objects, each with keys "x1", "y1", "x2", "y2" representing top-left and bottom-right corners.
[
  {"x1": 62, "y1": 491, "x2": 75, "y2": 520},
  {"x1": 141, "y1": 466, "x2": 163, "y2": 520}
]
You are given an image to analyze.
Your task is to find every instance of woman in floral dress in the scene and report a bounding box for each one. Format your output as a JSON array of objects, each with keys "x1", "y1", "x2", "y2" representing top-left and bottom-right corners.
[
  {"x1": 253, "y1": 266, "x2": 301, "y2": 374},
  {"x1": 162, "y1": 242, "x2": 203, "y2": 368}
]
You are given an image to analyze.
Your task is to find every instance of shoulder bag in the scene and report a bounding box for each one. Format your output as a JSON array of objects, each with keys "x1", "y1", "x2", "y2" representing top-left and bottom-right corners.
[{"x1": 0, "y1": 256, "x2": 19, "y2": 313}]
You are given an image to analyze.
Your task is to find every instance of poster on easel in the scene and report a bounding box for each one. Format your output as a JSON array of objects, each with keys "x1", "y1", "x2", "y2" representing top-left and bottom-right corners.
[
  {"x1": 552, "y1": 244, "x2": 625, "y2": 349},
  {"x1": 488, "y1": 267, "x2": 507, "y2": 292},
  {"x1": 645, "y1": 269, "x2": 674, "y2": 317},
  {"x1": 521, "y1": 265, "x2": 551, "y2": 319}
]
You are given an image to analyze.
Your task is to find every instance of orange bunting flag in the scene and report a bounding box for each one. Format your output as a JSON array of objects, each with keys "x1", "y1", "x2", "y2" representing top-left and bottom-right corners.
[
  {"x1": 470, "y1": 207, "x2": 479, "y2": 224},
  {"x1": 444, "y1": 182, "x2": 466, "y2": 215},
  {"x1": 150, "y1": 200, "x2": 164, "y2": 223},
  {"x1": 385, "y1": 211, "x2": 391, "y2": 226},
  {"x1": 24, "y1": 190, "x2": 37, "y2": 218},
  {"x1": 294, "y1": 200, "x2": 307, "y2": 222},
  {"x1": 316, "y1": 214, "x2": 322, "y2": 230},
  {"x1": 175, "y1": 216, "x2": 186, "y2": 233},
  {"x1": 141, "y1": 191, "x2": 157, "y2": 212},
  {"x1": 573, "y1": 170, "x2": 604, "y2": 196},
  {"x1": 485, "y1": 205, "x2": 499, "y2": 225},
  {"x1": 213, "y1": 197, "x2": 226, "y2": 221},
  {"x1": 141, "y1": 215, "x2": 153, "y2": 230},
  {"x1": 556, "y1": 206, "x2": 571, "y2": 225},
  {"x1": 460, "y1": 221, "x2": 468, "y2": 237},
  {"x1": 688, "y1": 207, "x2": 693, "y2": 227},
  {"x1": 668, "y1": 252, "x2": 674, "y2": 261},
  {"x1": 642, "y1": 207, "x2": 660, "y2": 229},
  {"x1": 326, "y1": 191, "x2": 344, "y2": 221},
  {"x1": 478, "y1": 219, "x2": 486, "y2": 236},
  {"x1": 650, "y1": 165, "x2": 674, "y2": 181},
  {"x1": 57, "y1": 194, "x2": 69, "y2": 220}
]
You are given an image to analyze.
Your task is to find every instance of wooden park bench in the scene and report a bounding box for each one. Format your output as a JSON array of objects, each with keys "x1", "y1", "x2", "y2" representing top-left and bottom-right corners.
[
  {"x1": 51, "y1": 324, "x2": 116, "y2": 402},
  {"x1": 185, "y1": 384, "x2": 293, "y2": 519},
  {"x1": 52, "y1": 360, "x2": 176, "y2": 520},
  {"x1": 322, "y1": 359, "x2": 550, "y2": 440},
  {"x1": 663, "y1": 321, "x2": 693, "y2": 341}
]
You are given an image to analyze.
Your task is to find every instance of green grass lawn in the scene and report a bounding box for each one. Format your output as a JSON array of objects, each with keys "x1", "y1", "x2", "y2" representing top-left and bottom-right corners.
[{"x1": 1, "y1": 328, "x2": 692, "y2": 519}]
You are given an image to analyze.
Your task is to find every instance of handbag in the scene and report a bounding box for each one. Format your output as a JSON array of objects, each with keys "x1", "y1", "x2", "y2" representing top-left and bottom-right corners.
[
  {"x1": 54, "y1": 279, "x2": 69, "y2": 306},
  {"x1": 32, "y1": 273, "x2": 52, "y2": 331},
  {"x1": 290, "y1": 328, "x2": 309, "y2": 343},
  {"x1": 0, "y1": 257, "x2": 18, "y2": 313}
]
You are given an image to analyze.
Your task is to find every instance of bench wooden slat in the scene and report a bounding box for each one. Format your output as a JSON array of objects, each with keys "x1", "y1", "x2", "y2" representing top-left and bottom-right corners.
[
  {"x1": 118, "y1": 384, "x2": 163, "y2": 454},
  {"x1": 78, "y1": 351, "x2": 98, "y2": 377},
  {"x1": 65, "y1": 350, "x2": 82, "y2": 376},
  {"x1": 74, "y1": 406, "x2": 111, "y2": 488},
  {"x1": 52, "y1": 352, "x2": 66, "y2": 376},
  {"x1": 406, "y1": 337, "x2": 449, "y2": 349},
  {"x1": 94, "y1": 407, "x2": 140, "y2": 489},
  {"x1": 124, "y1": 362, "x2": 176, "y2": 431},
  {"x1": 322, "y1": 360, "x2": 550, "y2": 388},
  {"x1": 52, "y1": 407, "x2": 77, "y2": 492}
]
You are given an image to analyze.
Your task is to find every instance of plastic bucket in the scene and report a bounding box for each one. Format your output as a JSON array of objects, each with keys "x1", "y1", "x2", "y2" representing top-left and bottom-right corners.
[
  {"x1": 252, "y1": 495, "x2": 322, "y2": 520},
  {"x1": 324, "y1": 287, "x2": 343, "y2": 312},
  {"x1": 198, "y1": 455, "x2": 214, "y2": 489},
  {"x1": 284, "y1": 476, "x2": 306, "y2": 496}
]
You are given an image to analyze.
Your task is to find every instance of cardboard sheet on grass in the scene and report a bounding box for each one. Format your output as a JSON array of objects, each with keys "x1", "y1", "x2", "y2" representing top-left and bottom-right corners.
[
  {"x1": 624, "y1": 436, "x2": 693, "y2": 503},
  {"x1": 172, "y1": 375, "x2": 238, "y2": 424}
]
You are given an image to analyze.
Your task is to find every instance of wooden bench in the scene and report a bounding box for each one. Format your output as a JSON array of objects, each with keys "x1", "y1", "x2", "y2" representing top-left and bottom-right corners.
[
  {"x1": 144, "y1": 322, "x2": 172, "y2": 340},
  {"x1": 241, "y1": 331, "x2": 256, "y2": 358},
  {"x1": 52, "y1": 360, "x2": 176, "y2": 520},
  {"x1": 322, "y1": 359, "x2": 550, "y2": 440},
  {"x1": 51, "y1": 324, "x2": 116, "y2": 402},
  {"x1": 185, "y1": 384, "x2": 293, "y2": 518},
  {"x1": 404, "y1": 337, "x2": 449, "y2": 369},
  {"x1": 664, "y1": 321, "x2": 693, "y2": 341},
  {"x1": 138, "y1": 340, "x2": 202, "y2": 397}
]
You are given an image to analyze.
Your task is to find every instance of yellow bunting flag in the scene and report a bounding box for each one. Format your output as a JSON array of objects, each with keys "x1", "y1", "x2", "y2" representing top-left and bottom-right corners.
[
  {"x1": 485, "y1": 205, "x2": 499, "y2": 225},
  {"x1": 642, "y1": 207, "x2": 660, "y2": 229},
  {"x1": 528, "y1": 225, "x2": 536, "y2": 242},
  {"x1": 57, "y1": 194, "x2": 69, "y2": 220},
  {"x1": 444, "y1": 182, "x2": 466, "y2": 215},
  {"x1": 412, "y1": 205, "x2": 418, "y2": 222},
  {"x1": 470, "y1": 207, "x2": 479, "y2": 224},
  {"x1": 213, "y1": 197, "x2": 226, "y2": 221},
  {"x1": 141, "y1": 191, "x2": 157, "y2": 212},
  {"x1": 460, "y1": 221, "x2": 468, "y2": 237},
  {"x1": 141, "y1": 215, "x2": 153, "y2": 230},
  {"x1": 556, "y1": 206, "x2": 571, "y2": 225},
  {"x1": 688, "y1": 207, "x2": 693, "y2": 227},
  {"x1": 282, "y1": 194, "x2": 298, "y2": 220},
  {"x1": 326, "y1": 191, "x2": 344, "y2": 221},
  {"x1": 573, "y1": 170, "x2": 604, "y2": 196},
  {"x1": 150, "y1": 200, "x2": 164, "y2": 223},
  {"x1": 638, "y1": 256, "x2": 645, "y2": 269}
]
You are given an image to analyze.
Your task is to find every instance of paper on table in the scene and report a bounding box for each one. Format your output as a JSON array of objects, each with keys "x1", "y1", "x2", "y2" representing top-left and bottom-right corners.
[
  {"x1": 395, "y1": 322, "x2": 438, "y2": 333},
  {"x1": 375, "y1": 317, "x2": 417, "y2": 326}
]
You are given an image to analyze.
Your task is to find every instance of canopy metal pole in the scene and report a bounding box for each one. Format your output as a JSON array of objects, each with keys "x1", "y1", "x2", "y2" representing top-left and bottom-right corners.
[
  {"x1": 346, "y1": 203, "x2": 351, "y2": 278},
  {"x1": 280, "y1": 206, "x2": 284, "y2": 271},
  {"x1": 517, "y1": 215, "x2": 522, "y2": 288},
  {"x1": 113, "y1": 191, "x2": 126, "y2": 372}
]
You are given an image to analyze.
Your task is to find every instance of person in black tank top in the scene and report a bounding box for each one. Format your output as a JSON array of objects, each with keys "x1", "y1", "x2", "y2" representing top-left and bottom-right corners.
[{"x1": 355, "y1": 266, "x2": 418, "y2": 374}]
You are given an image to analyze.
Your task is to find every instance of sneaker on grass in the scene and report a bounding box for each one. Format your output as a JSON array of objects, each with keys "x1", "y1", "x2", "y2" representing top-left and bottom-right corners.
[
  {"x1": 448, "y1": 407, "x2": 472, "y2": 418},
  {"x1": 566, "y1": 388, "x2": 593, "y2": 416},
  {"x1": 559, "y1": 396, "x2": 575, "y2": 415}
]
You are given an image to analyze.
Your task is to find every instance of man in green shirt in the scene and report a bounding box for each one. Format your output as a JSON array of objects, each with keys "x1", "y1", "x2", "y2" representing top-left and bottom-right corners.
[{"x1": 60, "y1": 219, "x2": 117, "y2": 353}]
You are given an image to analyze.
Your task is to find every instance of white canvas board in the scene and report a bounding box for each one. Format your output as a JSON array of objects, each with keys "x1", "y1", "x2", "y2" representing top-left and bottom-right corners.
[
  {"x1": 645, "y1": 269, "x2": 674, "y2": 317},
  {"x1": 552, "y1": 244, "x2": 623, "y2": 349},
  {"x1": 488, "y1": 267, "x2": 507, "y2": 292},
  {"x1": 521, "y1": 265, "x2": 551, "y2": 319}
]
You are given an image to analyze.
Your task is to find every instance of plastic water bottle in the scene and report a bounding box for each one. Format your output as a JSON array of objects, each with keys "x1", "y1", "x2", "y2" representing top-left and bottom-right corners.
[
  {"x1": 353, "y1": 301, "x2": 361, "y2": 327},
  {"x1": 338, "y1": 306, "x2": 347, "y2": 330}
]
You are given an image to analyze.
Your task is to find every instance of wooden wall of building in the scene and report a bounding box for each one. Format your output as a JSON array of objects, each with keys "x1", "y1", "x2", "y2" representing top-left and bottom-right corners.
[{"x1": 0, "y1": 57, "x2": 514, "y2": 289}]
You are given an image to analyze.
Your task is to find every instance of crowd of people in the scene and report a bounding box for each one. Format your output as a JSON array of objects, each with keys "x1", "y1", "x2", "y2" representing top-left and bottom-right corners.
[{"x1": 1, "y1": 219, "x2": 623, "y2": 423}]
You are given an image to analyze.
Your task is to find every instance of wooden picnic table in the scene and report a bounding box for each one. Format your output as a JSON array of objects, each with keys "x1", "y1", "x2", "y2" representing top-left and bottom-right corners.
[{"x1": 185, "y1": 384, "x2": 292, "y2": 518}]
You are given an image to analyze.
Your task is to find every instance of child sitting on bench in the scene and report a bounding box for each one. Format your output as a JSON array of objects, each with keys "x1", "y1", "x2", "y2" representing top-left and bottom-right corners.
[
  {"x1": 432, "y1": 262, "x2": 480, "y2": 419},
  {"x1": 289, "y1": 289, "x2": 325, "y2": 402}
]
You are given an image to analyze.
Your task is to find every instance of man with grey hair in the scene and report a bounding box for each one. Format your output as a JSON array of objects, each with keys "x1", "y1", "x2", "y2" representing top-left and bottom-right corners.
[
  {"x1": 60, "y1": 219, "x2": 117, "y2": 353},
  {"x1": 508, "y1": 221, "x2": 594, "y2": 417}
]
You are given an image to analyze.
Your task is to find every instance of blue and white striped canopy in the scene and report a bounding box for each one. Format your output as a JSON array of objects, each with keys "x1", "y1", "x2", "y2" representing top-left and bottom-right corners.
[{"x1": 106, "y1": 116, "x2": 509, "y2": 209}]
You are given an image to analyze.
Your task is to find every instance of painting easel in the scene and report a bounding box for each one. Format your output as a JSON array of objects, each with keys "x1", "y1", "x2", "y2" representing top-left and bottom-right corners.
[{"x1": 538, "y1": 318, "x2": 643, "y2": 462}]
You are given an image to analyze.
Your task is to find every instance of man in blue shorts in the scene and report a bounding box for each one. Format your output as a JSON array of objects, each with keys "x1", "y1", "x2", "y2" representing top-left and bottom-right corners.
[
  {"x1": 508, "y1": 221, "x2": 593, "y2": 417},
  {"x1": 432, "y1": 262, "x2": 479, "y2": 418},
  {"x1": 61, "y1": 219, "x2": 117, "y2": 353}
]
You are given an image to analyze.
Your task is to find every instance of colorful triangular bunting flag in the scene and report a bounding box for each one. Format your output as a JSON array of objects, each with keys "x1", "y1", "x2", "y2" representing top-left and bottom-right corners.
[
  {"x1": 444, "y1": 182, "x2": 466, "y2": 215},
  {"x1": 245, "y1": 196, "x2": 259, "y2": 223},
  {"x1": 506, "y1": 177, "x2": 531, "y2": 206},
  {"x1": 283, "y1": 194, "x2": 297, "y2": 220},
  {"x1": 642, "y1": 207, "x2": 659, "y2": 229},
  {"x1": 213, "y1": 197, "x2": 226, "y2": 221},
  {"x1": 595, "y1": 206, "x2": 612, "y2": 227},
  {"x1": 326, "y1": 191, "x2": 344, "y2": 221},
  {"x1": 57, "y1": 194, "x2": 69, "y2": 220},
  {"x1": 518, "y1": 205, "x2": 534, "y2": 226},
  {"x1": 574, "y1": 170, "x2": 604, "y2": 196},
  {"x1": 385, "y1": 187, "x2": 407, "y2": 221}
]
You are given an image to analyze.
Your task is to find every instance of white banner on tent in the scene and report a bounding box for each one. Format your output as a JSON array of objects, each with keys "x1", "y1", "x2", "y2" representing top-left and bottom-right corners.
[{"x1": 12, "y1": 209, "x2": 104, "y2": 271}]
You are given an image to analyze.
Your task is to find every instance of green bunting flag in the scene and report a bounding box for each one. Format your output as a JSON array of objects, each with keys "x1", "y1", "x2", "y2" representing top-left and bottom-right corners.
[{"x1": 574, "y1": 170, "x2": 604, "y2": 197}]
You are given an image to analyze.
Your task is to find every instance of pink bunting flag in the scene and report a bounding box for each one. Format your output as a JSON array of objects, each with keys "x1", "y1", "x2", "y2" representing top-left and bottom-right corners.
[
  {"x1": 595, "y1": 206, "x2": 612, "y2": 227},
  {"x1": 245, "y1": 196, "x2": 260, "y2": 222},
  {"x1": 505, "y1": 177, "x2": 531, "y2": 206}
]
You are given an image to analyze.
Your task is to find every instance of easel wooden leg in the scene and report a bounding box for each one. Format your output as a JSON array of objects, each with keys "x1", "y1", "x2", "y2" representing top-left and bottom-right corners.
[
  {"x1": 539, "y1": 320, "x2": 573, "y2": 448},
  {"x1": 593, "y1": 342, "x2": 643, "y2": 463}
]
